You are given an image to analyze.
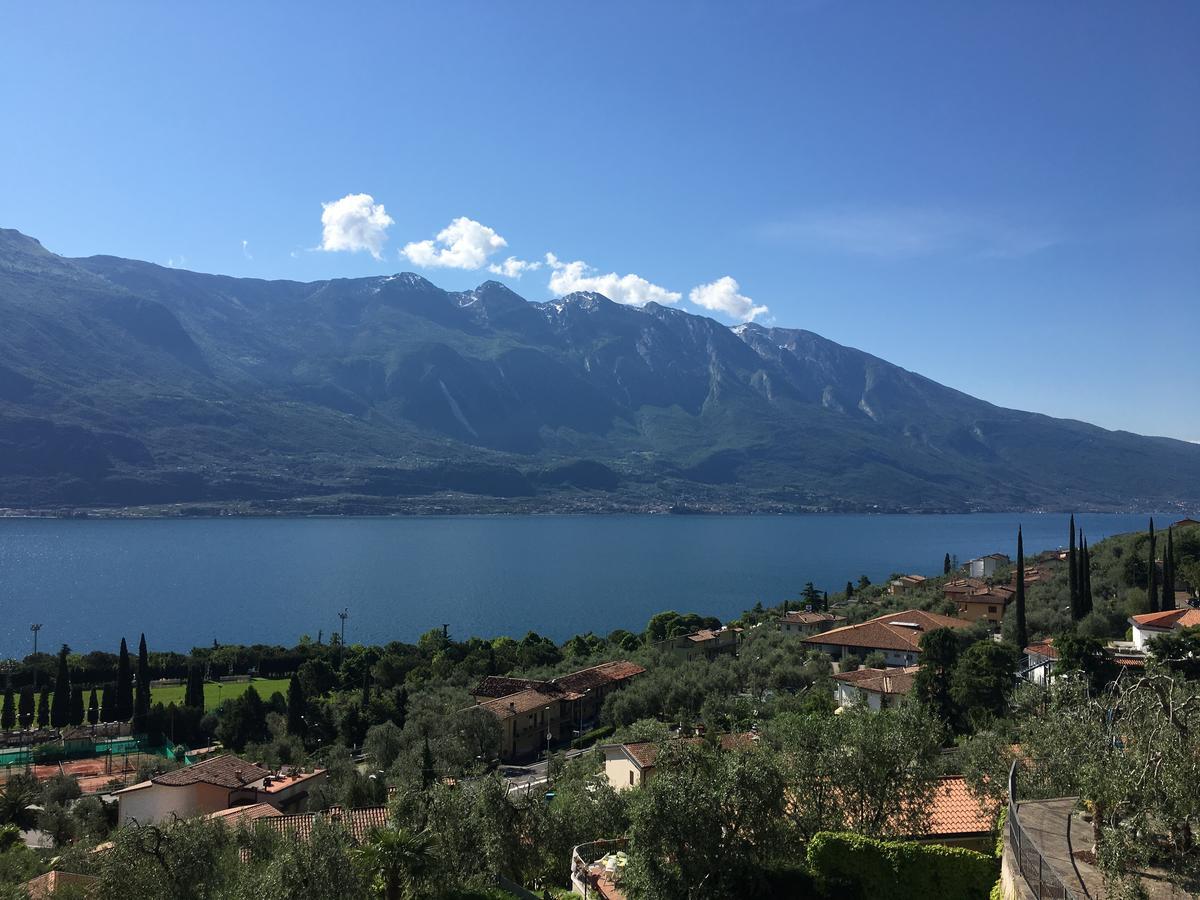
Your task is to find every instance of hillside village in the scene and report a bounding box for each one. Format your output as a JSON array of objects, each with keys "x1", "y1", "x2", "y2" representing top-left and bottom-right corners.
[{"x1": 0, "y1": 519, "x2": 1197, "y2": 899}]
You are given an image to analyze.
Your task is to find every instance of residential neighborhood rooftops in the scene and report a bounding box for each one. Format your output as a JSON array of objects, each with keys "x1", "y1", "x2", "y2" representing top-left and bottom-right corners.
[
  {"x1": 607, "y1": 733, "x2": 757, "y2": 772},
  {"x1": 1025, "y1": 639, "x2": 1059, "y2": 659},
  {"x1": 470, "y1": 676, "x2": 547, "y2": 699},
  {"x1": 832, "y1": 665, "x2": 919, "y2": 696},
  {"x1": 804, "y1": 609, "x2": 968, "y2": 653},
  {"x1": 685, "y1": 627, "x2": 741, "y2": 643},
  {"x1": 555, "y1": 660, "x2": 646, "y2": 693},
  {"x1": 781, "y1": 611, "x2": 846, "y2": 626},
  {"x1": 479, "y1": 688, "x2": 558, "y2": 719},
  {"x1": 1129, "y1": 608, "x2": 1200, "y2": 631},
  {"x1": 206, "y1": 802, "x2": 283, "y2": 824},
  {"x1": 471, "y1": 659, "x2": 646, "y2": 703},
  {"x1": 924, "y1": 776, "x2": 996, "y2": 838},
  {"x1": 257, "y1": 806, "x2": 391, "y2": 844}
]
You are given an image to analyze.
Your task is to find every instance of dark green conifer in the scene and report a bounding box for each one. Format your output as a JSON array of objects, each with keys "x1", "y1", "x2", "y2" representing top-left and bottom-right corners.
[
  {"x1": 1162, "y1": 527, "x2": 1176, "y2": 611},
  {"x1": 51, "y1": 645, "x2": 71, "y2": 728},
  {"x1": 18, "y1": 686, "x2": 34, "y2": 729},
  {"x1": 133, "y1": 634, "x2": 150, "y2": 732},
  {"x1": 421, "y1": 735, "x2": 435, "y2": 789},
  {"x1": 943, "y1": 553, "x2": 952, "y2": 575},
  {"x1": 1147, "y1": 519, "x2": 1158, "y2": 613},
  {"x1": 70, "y1": 680, "x2": 84, "y2": 726},
  {"x1": 1014, "y1": 526, "x2": 1028, "y2": 653},
  {"x1": 1068, "y1": 515, "x2": 1079, "y2": 619},
  {"x1": 116, "y1": 638, "x2": 132, "y2": 721},
  {"x1": 1, "y1": 687, "x2": 13, "y2": 730},
  {"x1": 286, "y1": 674, "x2": 307, "y2": 737},
  {"x1": 100, "y1": 683, "x2": 113, "y2": 722},
  {"x1": 36, "y1": 687, "x2": 50, "y2": 728},
  {"x1": 87, "y1": 687, "x2": 99, "y2": 725},
  {"x1": 845, "y1": 580, "x2": 854, "y2": 600}
]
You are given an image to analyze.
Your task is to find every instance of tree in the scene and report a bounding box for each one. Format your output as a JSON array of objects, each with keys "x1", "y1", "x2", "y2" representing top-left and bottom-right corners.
[
  {"x1": 36, "y1": 687, "x2": 50, "y2": 728},
  {"x1": 421, "y1": 736, "x2": 435, "y2": 790},
  {"x1": 99, "y1": 682, "x2": 113, "y2": 722},
  {"x1": 1147, "y1": 625, "x2": 1200, "y2": 680},
  {"x1": 354, "y1": 827, "x2": 436, "y2": 900},
  {"x1": 87, "y1": 686, "x2": 99, "y2": 725},
  {"x1": 51, "y1": 644, "x2": 71, "y2": 728},
  {"x1": 1163, "y1": 526, "x2": 1176, "y2": 611},
  {"x1": 951, "y1": 641, "x2": 1020, "y2": 727},
  {"x1": 286, "y1": 674, "x2": 307, "y2": 737},
  {"x1": 70, "y1": 679, "x2": 84, "y2": 726},
  {"x1": 365, "y1": 721, "x2": 405, "y2": 770},
  {"x1": 845, "y1": 580, "x2": 854, "y2": 600},
  {"x1": 1013, "y1": 526, "x2": 1028, "y2": 653},
  {"x1": 133, "y1": 633, "x2": 150, "y2": 732},
  {"x1": 1053, "y1": 633, "x2": 1116, "y2": 694},
  {"x1": 914, "y1": 628, "x2": 961, "y2": 729},
  {"x1": 18, "y1": 686, "x2": 34, "y2": 729},
  {"x1": 116, "y1": 637, "x2": 133, "y2": 721},
  {"x1": 944, "y1": 552, "x2": 952, "y2": 575},
  {"x1": 1080, "y1": 537, "x2": 1093, "y2": 617},
  {"x1": 215, "y1": 685, "x2": 268, "y2": 751},
  {"x1": 1147, "y1": 519, "x2": 1159, "y2": 613},
  {"x1": 185, "y1": 665, "x2": 205, "y2": 711},
  {"x1": 0, "y1": 687, "x2": 13, "y2": 730},
  {"x1": 1068, "y1": 514, "x2": 1079, "y2": 619},
  {"x1": 624, "y1": 742, "x2": 788, "y2": 900}
]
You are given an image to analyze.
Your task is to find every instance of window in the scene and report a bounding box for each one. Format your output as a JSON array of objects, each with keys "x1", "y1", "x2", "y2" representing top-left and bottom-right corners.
[
  {"x1": 629, "y1": 771, "x2": 634, "y2": 785},
  {"x1": 989, "y1": 606, "x2": 997, "y2": 613}
]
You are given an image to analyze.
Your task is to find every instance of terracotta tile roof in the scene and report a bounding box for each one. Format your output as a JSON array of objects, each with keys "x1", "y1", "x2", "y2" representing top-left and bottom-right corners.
[
  {"x1": 207, "y1": 802, "x2": 283, "y2": 824},
  {"x1": 1130, "y1": 608, "x2": 1200, "y2": 630},
  {"x1": 151, "y1": 755, "x2": 270, "y2": 789},
  {"x1": 1171, "y1": 518, "x2": 1200, "y2": 529},
  {"x1": 833, "y1": 665, "x2": 919, "y2": 696},
  {"x1": 470, "y1": 675, "x2": 552, "y2": 699},
  {"x1": 258, "y1": 806, "x2": 390, "y2": 844},
  {"x1": 781, "y1": 611, "x2": 847, "y2": 626},
  {"x1": 923, "y1": 776, "x2": 996, "y2": 837},
  {"x1": 803, "y1": 610, "x2": 968, "y2": 653},
  {"x1": 21, "y1": 871, "x2": 98, "y2": 900},
  {"x1": 612, "y1": 733, "x2": 756, "y2": 771},
  {"x1": 1025, "y1": 639, "x2": 1058, "y2": 659},
  {"x1": 479, "y1": 688, "x2": 559, "y2": 720},
  {"x1": 957, "y1": 589, "x2": 1012, "y2": 606},
  {"x1": 554, "y1": 660, "x2": 646, "y2": 693},
  {"x1": 943, "y1": 578, "x2": 988, "y2": 595}
]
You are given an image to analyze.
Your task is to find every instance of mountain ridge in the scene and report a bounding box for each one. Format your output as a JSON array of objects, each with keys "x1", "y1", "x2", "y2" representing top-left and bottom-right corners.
[{"x1": 0, "y1": 228, "x2": 1196, "y2": 515}]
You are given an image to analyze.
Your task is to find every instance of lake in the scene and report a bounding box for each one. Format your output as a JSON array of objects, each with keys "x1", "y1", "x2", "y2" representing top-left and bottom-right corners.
[{"x1": 0, "y1": 513, "x2": 1158, "y2": 657}]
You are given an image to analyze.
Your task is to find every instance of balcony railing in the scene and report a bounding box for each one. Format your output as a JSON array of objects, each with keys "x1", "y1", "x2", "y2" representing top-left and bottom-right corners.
[{"x1": 1007, "y1": 760, "x2": 1091, "y2": 900}]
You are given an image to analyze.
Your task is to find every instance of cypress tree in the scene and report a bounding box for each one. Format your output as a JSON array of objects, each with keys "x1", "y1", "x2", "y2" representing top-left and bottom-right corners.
[
  {"x1": 184, "y1": 665, "x2": 205, "y2": 712},
  {"x1": 1068, "y1": 515, "x2": 1079, "y2": 619},
  {"x1": 100, "y1": 683, "x2": 113, "y2": 723},
  {"x1": 1147, "y1": 519, "x2": 1158, "y2": 613},
  {"x1": 421, "y1": 735, "x2": 435, "y2": 789},
  {"x1": 36, "y1": 687, "x2": 50, "y2": 728},
  {"x1": 116, "y1": 638, "x2": 132, "y2": 721},
  {"x1": 286, "y1": 674, "x2": 307, "y2": 737},
  {"x1": 1162, "y1": 527, "x2": 1176, "y2": 611},
  {"x1": 1014, "y1": 526, "x2": 1028, "y2": 654},
  {"x1": 133, "y1": 634, "x2": 150, "y2": 732},
  {"x1": 51, "y1": 645, "x2": 71, "y2": 728},
  {"x1": 70, "y1": 681, "x2": 84, "y2": 726},
  {"x1": 845, "y1": 580, "x2": 854, "y2": 600},
  {"x1": 361, "y1": 670, "x2": 372, "y2": 709},
  {"x1": 943, "y1": 553, "x2": 952, "y2": 575},
  {"x1": 1082, "y1": 538, "x2": 1094, "y2": 617},
  {"x1": 393, "y1": 686, "x2": 408, "y2": 732},
  {"x1": 1, "y1": 687, "x2": 13, "y2": 730},
  {"x1": 18, "y1": 687, "x2": 34, "y2": 729},
  {"x1": 87, "y1": 687, "x2": 99, "y2": 725}
]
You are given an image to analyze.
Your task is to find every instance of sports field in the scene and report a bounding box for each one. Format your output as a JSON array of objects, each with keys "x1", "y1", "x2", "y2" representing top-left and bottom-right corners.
[{"x1": 114, "y1": 677, "x2": 291, "y2": 710}]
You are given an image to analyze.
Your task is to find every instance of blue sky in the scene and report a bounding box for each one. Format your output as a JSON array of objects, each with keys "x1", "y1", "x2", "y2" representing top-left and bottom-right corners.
[{"x1": 2, "y1": 2, "x2": 1197, "y2": 440}]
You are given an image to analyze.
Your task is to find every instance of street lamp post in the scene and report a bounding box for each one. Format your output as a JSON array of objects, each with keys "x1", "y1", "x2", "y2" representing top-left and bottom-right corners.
[{"x1": 29, "y1": 625, "x2": 42, "y2": 692}]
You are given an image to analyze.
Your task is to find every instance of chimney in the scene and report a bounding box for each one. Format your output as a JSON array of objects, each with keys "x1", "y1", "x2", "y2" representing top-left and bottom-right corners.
[{"x1": 234, "y1": 769, "x2": 244, "y2": 783}]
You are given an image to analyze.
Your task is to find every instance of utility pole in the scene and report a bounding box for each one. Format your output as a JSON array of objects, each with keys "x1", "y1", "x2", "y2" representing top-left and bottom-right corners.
[
  {"x1": 441, "y1": 623, "x2": 450, "y2": 641},
  {"x1": 338, "y1": 609, "x2": 349, "y2": 647},
  {"x1": 30, "y1": 624, "x2": 42, "y2": 692}
]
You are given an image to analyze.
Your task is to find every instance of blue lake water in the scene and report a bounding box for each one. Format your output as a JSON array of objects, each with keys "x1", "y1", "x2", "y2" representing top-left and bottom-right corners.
[{"x1": 0, "y1": 513, "x2": 1158, "y2": 657}]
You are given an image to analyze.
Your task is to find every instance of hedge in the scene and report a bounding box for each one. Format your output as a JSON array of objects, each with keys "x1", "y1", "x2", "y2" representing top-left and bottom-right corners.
[{"x1": 807, "y1": 832, "x2": 998, "y2": 900}]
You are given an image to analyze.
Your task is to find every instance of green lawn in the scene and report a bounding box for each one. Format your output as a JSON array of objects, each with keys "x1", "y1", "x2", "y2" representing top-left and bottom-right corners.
[{"x1": 134, "y1": 677, "x2": 291, "y2": 710}]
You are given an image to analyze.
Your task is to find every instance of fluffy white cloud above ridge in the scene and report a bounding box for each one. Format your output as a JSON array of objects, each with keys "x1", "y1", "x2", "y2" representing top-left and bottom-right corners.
[
  {"x1": 402, "y1": 217, "x2": 508, "y2": 269},
  {"x1": 545, "y1": 253, "x2": 681, "y2": 306},
  {"x1": 319, "y1": 193, "x2": 394, "y2": 260},
  {"x1": 488, "y1": 256, "x2": 542, "y2": 278},
  {"x1": 688, "y1": 276, "x2": 768, "y2": 322}
]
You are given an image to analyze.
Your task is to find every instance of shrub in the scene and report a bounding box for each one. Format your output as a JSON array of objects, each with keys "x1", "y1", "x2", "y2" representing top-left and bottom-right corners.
[{"x1": 807, "y1": 832, "x2": 997, "y2": 900}]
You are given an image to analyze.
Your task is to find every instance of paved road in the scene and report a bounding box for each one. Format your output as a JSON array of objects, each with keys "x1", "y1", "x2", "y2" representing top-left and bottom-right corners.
[{"x1": 502, "y1": 748, "x2": 589, "y2": 796}]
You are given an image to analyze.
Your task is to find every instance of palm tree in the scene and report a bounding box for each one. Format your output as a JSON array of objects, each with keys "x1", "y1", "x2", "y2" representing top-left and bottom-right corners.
[{"x1": 354, "y1": 826, "x2": 436, "y2": 900}]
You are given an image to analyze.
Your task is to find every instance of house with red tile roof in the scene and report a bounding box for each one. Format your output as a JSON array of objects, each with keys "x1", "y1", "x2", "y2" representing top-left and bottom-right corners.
[
  {"x1": 832, "y1": 665, "x2": 919, "y2": 710},
  {"x1": 779, "y1": 610, "x2": 846, "y2": 637},
  {"x1": 803, "y1": 610, "x2": 970, "y2": 667},
  {"x1": 904, "y1": 776, "x2": 998, "y2": 852},
  {"x1": 471, "y1": 660, "x2": 645, "y2": 761},
  {"x1": 669, "y1": 626, "x2": 741, "y2": 659},
  {"x1": 1023, "y1": 639, "x2": 1059, "y2": 685},
  {"x1": 599, "y1": 734, "x2": 756, "y2": 792},
  {"x1": 1129, "y1": 607, "x2": 1200, "y2": 651},
  {"x1": 256, "y1": 805, "x2": 391, "y2": 844},
  {"x1": 114, "y1": 754, "x2": 325, "y2": 826},
  {"x1": 888, "y1": 574, "x2": 927, "y2": 596},
  {"x1": 954, "y1": 587, "x2": 1013, "y2": 627}
]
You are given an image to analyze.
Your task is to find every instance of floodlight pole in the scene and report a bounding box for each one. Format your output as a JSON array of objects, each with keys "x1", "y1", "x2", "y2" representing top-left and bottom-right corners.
[{"x1": 30, "y1": 624, "x2": 42, "y2": 692}]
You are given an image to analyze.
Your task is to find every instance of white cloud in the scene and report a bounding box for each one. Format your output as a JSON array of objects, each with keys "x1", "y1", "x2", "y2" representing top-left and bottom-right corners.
[
  {"x1": 165, "y1": 255, "x2": 186, "y2": 268},
  {"x1": 487, "y1": 256, "x2": 542, "y2": 279},
  {"x1": 319, "y1": 193, "x2": 394, "y2": 260},
  {"x1": 241, "y1": 239, "x2": 253, "y2": 260},
  {"x1": 688, "y1": 276, "x2": 768, "y2": 323},
  {"x1": 402, "y1": 216, "x2": 508, "y2": 270},
  {"x1": 545, "y1": 253, "x2": 681, "y2": 306}
]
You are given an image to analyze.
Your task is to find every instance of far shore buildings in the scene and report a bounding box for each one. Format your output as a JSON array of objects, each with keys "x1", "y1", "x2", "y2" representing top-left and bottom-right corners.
[
  {"x1": 471, "y1": 660, "x2": 645, "y2": 761},
  {"x1": 803, "y1": 609, "x2": 970, "y2": 667},
  {"x1": 114, "y1": 755, "x2": 325, "y2": 826},
  {"x1": 778, "y1": 610, "x2": 846, "y2": 637}
]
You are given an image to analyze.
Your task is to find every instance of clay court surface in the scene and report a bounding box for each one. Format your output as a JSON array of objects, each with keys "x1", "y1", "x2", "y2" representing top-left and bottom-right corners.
[{"x1": 0, "y1": 751, "x2": 161, "y2": 793}]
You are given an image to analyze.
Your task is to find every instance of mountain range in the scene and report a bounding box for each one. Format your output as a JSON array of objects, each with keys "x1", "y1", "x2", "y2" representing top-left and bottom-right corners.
[{"x1": 1, "y1": 227, "x2": 1197, "y2": 515}]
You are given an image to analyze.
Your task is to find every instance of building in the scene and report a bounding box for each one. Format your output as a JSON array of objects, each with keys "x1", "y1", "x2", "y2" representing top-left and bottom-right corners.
[
  {"x1": 908, "y1": 776, "x2": 998, "y2": 852},
  {"x1": 802, "y1": 609, "x2": 971, "y2": 667},
  {"x1": 1171, "y1": 518, "x2": 1200, "y2": 529},
  {"x1": 599, "y1": 734, "x2": 756, "y2": 792},
  {"x1": 779, "y1": 610, "x2": 846, "y2": 637},
  {"x1": 255, "y1": 806, "x2": 391, "y2": 844},
  {"x1": 669, "y1": 626, "x2": 741, "y2": 659},
  {"x1": 114, "y1": 755, "x2": 325, "y2": 826},
  {"x1": 1023, "y1": 639, "x2": 1058, "y2": 685},
  {"x1": 888, "y1": 574, "x2": 927, "y2": 596},
  {"x1": 1128, "y1": 608, "x2": 1200, "y2": 652},
  {"x1": 832, "y1": 666, "x2": 918, "y2": 710},
  {"x1": 942, "y1": 578, "x2": 987, "y2": 601},
  {"x1": 954, "y1": 587, "x2": 1013, "y2": 627},
  {"x1": 471, "y1": 660, "x2": 645, "y2": 761},
  {"x1": 967, "y1": 554, "x2": 1010, "y2": 579},
  {"x1": 20, "y1": 871, "x2": 98, "y2": 899}
]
